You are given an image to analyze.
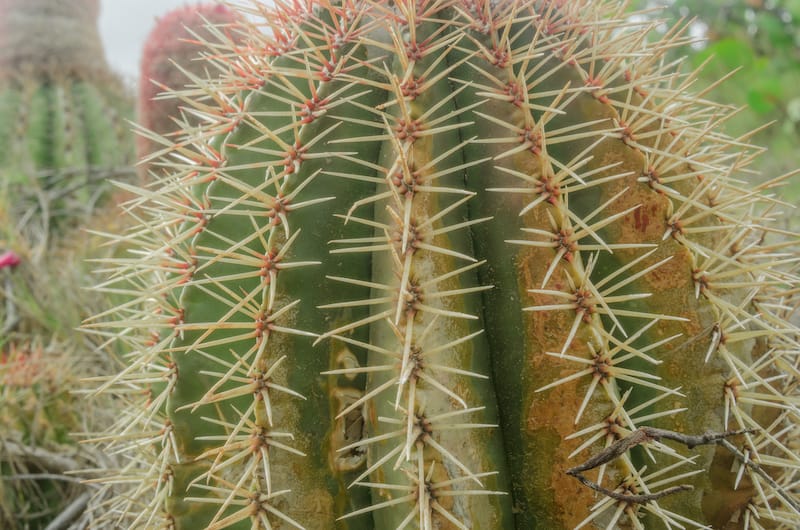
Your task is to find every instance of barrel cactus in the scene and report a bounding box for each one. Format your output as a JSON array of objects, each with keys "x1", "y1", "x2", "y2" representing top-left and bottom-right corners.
[
  {"x1": 89, "y1": 1, "x2": 800, "y2": 528},
  {"x1": 0, "y1": 0, "x2": 133, "y2": 243},
  {"x1": 137, "y1": 2, "x2": 240, "y2": 178}
]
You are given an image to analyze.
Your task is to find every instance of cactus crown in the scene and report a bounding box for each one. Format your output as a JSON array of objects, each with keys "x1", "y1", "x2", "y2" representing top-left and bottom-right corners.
[
  {"x1": 0, "y1": 0, "x2": 106, "y2": 81},
  {"x1": 88, "y1": 1, "x2": 800, "y2": 529}
]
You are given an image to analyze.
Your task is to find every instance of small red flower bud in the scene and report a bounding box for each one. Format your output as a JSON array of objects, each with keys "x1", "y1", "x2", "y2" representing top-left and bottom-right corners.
[{"x1": 0, "y1": 250, "x2": 21, "y2": 269}]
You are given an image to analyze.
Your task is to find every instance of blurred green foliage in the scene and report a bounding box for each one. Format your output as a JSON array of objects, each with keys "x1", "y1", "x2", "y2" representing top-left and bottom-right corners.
[{"x1": 631, "y1": 0, "x2": 800, "y2": 211}]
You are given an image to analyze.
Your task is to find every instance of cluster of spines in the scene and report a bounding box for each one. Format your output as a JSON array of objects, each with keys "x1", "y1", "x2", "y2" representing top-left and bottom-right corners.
[
  {"x1": 453, "y1": 5, "x2": 675, "y2": 528},
  {"x1": 86, "y1": 3, "x2": 375, "y2": 528},
  {"x1": 84, "y1": 18, "x2": 247, "y2": 529},
  {"x1": 84, "y1": 1, "x2": 800, "y2": 529}
]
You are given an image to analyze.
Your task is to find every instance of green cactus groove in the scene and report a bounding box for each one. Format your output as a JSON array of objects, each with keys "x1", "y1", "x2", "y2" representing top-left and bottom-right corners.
[{"x1": 89, "y1": 1, "x2": 800, "y2": 529}]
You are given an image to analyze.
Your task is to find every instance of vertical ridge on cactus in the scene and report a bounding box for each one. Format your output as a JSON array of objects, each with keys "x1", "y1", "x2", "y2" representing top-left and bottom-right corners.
[{"x1": 86, "y1": 1, "x2": 800, "y2": 528}]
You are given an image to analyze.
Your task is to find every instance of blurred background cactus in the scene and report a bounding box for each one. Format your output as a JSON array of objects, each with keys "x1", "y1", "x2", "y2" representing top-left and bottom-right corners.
[
  {"x1": 0, "y1": 342, "x2": 83, "y2": 528},
  {"x1": 137, "y1": 2, "x2": 240, "y2": 179},
  {"x1": 0, "y1": 0, "x2": 136, "y2": 528},
  {"x1": 0, "y1": 0, "x2": 134, "y2": 246}
]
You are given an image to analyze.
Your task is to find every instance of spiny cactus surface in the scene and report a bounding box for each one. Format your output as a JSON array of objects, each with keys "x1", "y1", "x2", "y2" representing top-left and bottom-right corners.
[
  {"x1": 0, "y1": 0, "x2": 133, "y2": 241},
  {"x1": 89, "y1": 1, "x2": 800, "y2": 529}
]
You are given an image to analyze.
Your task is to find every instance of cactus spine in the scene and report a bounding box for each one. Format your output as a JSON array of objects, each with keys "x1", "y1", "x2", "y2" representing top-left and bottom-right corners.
[{"x1": 90, "y1": 1, "x2": 800, "y2": 528}]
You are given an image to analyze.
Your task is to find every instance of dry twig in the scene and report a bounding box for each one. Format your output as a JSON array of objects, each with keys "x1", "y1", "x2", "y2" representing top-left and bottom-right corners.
[{"x1": 566, "y1": 427, "x2": 757, "y2": 505}]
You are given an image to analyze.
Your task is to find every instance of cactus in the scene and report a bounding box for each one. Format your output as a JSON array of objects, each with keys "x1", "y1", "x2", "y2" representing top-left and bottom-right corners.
[
  {"x1": 0, "y1": 342, "x2": 81, "y2": 528},
  {"x1": 137, "y1": 2, "x2": 240, "y2": 178},
  {"x1": 0, "y1": 215, "x2": 129, "y2": 529},
  {"x1": 0, "y1": 0, "x2": 134, "y2": 243},
  {"x1": 0, "y1": 2, "x2": 135, "y2": 526},
  {"x1": 89, "y1": 1, "x2": 800, "y2": 529}
]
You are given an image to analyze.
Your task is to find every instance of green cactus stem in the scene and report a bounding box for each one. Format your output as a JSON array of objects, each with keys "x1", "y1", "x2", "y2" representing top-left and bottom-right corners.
[
  {"x1": 0, "y1": 0, "x2": 133, "y2": 242},
  {"x1": 88, "y1": 1, "x2": 800, "y2": 529}
]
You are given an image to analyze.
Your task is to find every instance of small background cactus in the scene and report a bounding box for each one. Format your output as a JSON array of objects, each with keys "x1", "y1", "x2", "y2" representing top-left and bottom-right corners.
[
  {"x1": 0, "y1": 342, "x2": 81, "y2": 527},
  {"x1": 0, "y1": 0, "x2": 134, "y2": 247},
  {"x1": 77, "y1": 0, "x2": 799, "y2": 529},
  {"x1": 137, "y1": 2, "x2": 241, "y2": 179}
]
